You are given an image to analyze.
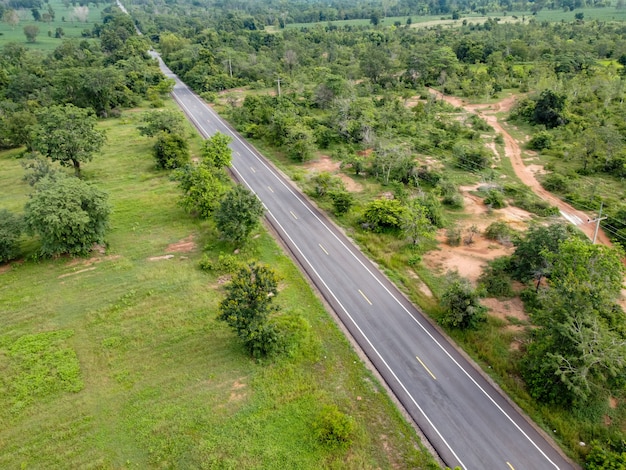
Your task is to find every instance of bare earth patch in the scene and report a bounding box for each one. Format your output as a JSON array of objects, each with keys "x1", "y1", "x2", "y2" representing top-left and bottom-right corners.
[
  {"x1": 58, "y1": 267, "x2": 97, "y2": 279},
  {"x1": 304, "y1": 155, "x2": 363, "y2": 192},
  {"x1": 67, "y1": 254, "x2": 121, "y2": 268},
  {"x1": 166, "y1": 235, "x2": 197, "y2": 253},
  {"x1": 407, "y1": 269, "x2": 433, "y2": 298},
  {"x1": 148, "y1": 255, "x2": 175, "y2": 261},
  {"x1": 229, "y1": 379, "x2": 247, "y2": 402},
  {"x1": 481, "y1": 297, "x2": 528, "y2": 325}
]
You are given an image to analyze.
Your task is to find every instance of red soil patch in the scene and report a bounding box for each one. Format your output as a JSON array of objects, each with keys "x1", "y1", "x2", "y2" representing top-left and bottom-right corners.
[{"x1": 166, "y1": 235, "x2": 197, "y2": 253}]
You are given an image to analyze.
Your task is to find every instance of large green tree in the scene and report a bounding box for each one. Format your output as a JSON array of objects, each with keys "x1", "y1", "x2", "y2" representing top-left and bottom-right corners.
[
  {"x1": 218, "y1": 263, "x2": 280, "y2": 358},
  {"x1": 24, "y1": 175, "x2": 110, "y2": 256},
  {"x1": 32, "y1": 104, "x2": 106, "y2": 176},
  {"x1": 201, "y1": 132, "x2": 232, "y2": 168},
  {"x1": 0, "y1": 209, "x2": 22, "y2": 263},
  {"x1": 523, "y1": 238, "x2": 626, "y2": 407},
  {"x1": 214, "y1": 185, "x2": 264, "y2": 245}
]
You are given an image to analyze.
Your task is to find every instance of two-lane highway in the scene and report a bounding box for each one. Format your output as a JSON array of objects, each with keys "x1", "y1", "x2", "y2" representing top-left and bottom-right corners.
[{"x1": 153, "y1": 53, "x2": 573, "y2": 470}]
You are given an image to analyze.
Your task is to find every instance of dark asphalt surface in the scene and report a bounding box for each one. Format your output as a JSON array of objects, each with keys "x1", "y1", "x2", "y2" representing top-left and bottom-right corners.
[{"x1": 152, "y1": 52, "x2": 574, "y2": 470}]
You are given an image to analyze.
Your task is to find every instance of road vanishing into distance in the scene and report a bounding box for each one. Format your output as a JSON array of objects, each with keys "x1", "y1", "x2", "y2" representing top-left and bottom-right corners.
[{"x1": 151, "y1": 53, "x2": 574, "y2": 470}]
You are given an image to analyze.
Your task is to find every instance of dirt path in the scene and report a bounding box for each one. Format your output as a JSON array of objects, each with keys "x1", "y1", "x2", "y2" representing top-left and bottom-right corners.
[{"x1": 428, "y1": 89, "x2": 612, "y2": 246}]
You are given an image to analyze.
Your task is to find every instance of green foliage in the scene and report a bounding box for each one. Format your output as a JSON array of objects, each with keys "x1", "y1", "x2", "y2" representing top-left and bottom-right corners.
[
  {"x1": 0, "y1": 209, "x2": 22, "y2": 263},
  {"x1": 420, "y1": 193, "x2": 445, "y2": 228},
  {"x1": 522, "y1": 239, "x2": 626, "y2": 408},
  {"x1": 401, "y1": 198, "x2": 435, "y2": 246},
  {"x1": 483, "y1": 188, "x2": 506, "y2": 209},
  {"x1": 541, "y1": 173, "x2": 569, "y2": 193},
  {"x1": 585, "y1": 441, "x2": 626, "y2": 470},
  {"x1": 528, "y1": 131, "x2": 552, "y2": 151},
  {"x1": 329, "y1": 190, "x2": 353, "y2": 215},
  {"x1": 509, "y1": 222, "x2": 574, "y2": 282},
  {"x1": 478, "y1": 257, "x2": 514, "y2": 298},
  {"x1": 312, "y1": 171, "x2": 341, "y2": 197},
  {"x1": 454, "y1": 143, "x2": 490, "y2": 172},
  {"x1": 198, "y1": 253, "x2": 244, "y2": 273},
  {"x1": 138, "y1": 109, "x2": 187, "y2": 137},
  {"x1": 23, "y1": 24, "x2": 39, "y2": 42},
  {"x1": 31, "y1": 104, "x2": 106, "y2": 176},
  {"x1": 313, "y1": 404, "x2": 355, "y2": 448},
  {"x1": 175, "y1": 163, "x2": 227, "y2": 219},
  {"x1": 484, "y1": 221, "x2": 515, "y2": 243},
  {"x1": 20, "y1": 154, "x2": 57, "y2": 186},
  {"x1": 153, "y1": 131, "x2": 189, "y2": 170},
  {"x1": 446, "y1": 225, "x2": 462, "y2": 246},
  {"x1": 218, "y1": 263, "x2": 281, "y2": 358},
  {"x1": 532, "y1": 90, "x2": 567, "y2": 128},
  {"x1": 440, "y1": 273, "x2": 486, "y2": 329},
  {"x1": 24, "y1": 174, "x2": 110, "y2": 257},
  {"x1": 361, "y1": 198, "x2": 406, "y2": 232},
  {"x1": 214, "y1": 185, "x2": 264, "y2": 245},
  {"x1": 5, "y1": 330, "x2": 83, "y2": 413},
  {"x1": 201, "y1": 132, "x2": 232, "y2": 168}
]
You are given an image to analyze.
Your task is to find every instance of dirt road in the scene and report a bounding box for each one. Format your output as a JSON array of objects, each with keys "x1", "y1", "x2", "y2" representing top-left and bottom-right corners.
[{"x1": 429, "y1": 89, "x2": 612, "y2": 246}]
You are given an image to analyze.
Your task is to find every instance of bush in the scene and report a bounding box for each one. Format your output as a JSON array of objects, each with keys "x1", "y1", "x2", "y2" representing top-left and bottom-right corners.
[
  {"x1": 541, "y1": 173, "x2": 569, "y2": 193},
  {"x1": 439, "y1": 180, "x2": 464, "y2": 209},
  {"x1": 153, "y1": 132, "x2": 190, "y2": 169},
  {"x1": 478, "y1": 258, "x2": 514, "y2": 298},
  {"x1": 483, "y1": 189, "x2": 506, "y2": 209},
  {"x1": 313, "y1": 405, "x2": 355, "y2": 447},
  {"x1": 484, "y1": 221, "x2": 514, "y2": 244},
  {"x1": 199, "y1": 254, "x2": 243, "y2": 273},
  {"x1": 454, "y1": 143, "x2": 490, "y2": 172},
  {"x1": 527, "y1": 131, "x2": 552, "y2": 151},
  {"x1": 446, "y1": 226, "x2": 462, "y2": 246},
  {"x1": 440, "y1": 274, "x2": 487, "y2": 329},
  {"x1": 0, "y1": 209, "x2": 22, "y2": 263},
  {"x1": 329, "y1": 190, "x2": 353, "y2": 215},
  {"x1": 361, "y1": 199, "x2": 406, "y2": 232}
]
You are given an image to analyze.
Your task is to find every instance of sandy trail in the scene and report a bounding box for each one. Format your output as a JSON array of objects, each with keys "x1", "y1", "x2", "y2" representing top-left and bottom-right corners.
[{"x1": 428, "y1": 89, "x2": 612, "y2": 246}]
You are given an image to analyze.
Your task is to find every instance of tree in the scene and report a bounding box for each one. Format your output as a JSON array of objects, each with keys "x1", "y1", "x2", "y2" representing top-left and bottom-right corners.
[
  {"x1": 401, "y1": 198, "x2": 435, "y2": 246},
  {"x1": 24, "y1": 175, "x2": 110, "y2": 256},
  {"x1": 138, "y1": 109, "x2": 186, "y2": 138},
  {"x1": 153, "y1": 131, "x2": 189, "y2": 169},
  {"x1": 32, "y1": 104, "x2": 106, "y2": 176},
  {"x1": 176, "y1": 164, "x2": 227, "y2": 219},
  {"x1": 3, "y1": 9, "x2": 19, "y2": 30},
  {"x1": 329, "y1": 190, "x2": 353, "y2": 215},
  {"x1": 201, "y1": 132, "x2": 232, "y2": 168},
  {"x1": 532, "y1": 90, "x2": 567, "y2": 128},
  {"x1": 214, "y1": 185, "x2": 264, "y2": 245},
  {"x1": 23, "y1": 25, "x2": 40, "y2": 43},
  {"x1": 218, "y1": 263, "x2": 280, "y2": 358},
  {"x1": 522, "y1": 238, "x2": 626, "y2": 407},
  {"x1": 440, "y1": 274, "x2": 486, "y2": 329},
  {"x1": 0, "y1": 209, "x2": 22, "y2": 263}
]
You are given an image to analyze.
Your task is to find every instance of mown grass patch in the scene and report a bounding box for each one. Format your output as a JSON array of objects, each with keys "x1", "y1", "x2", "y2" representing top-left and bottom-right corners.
[{"x1": 0, "y1": 103, "x2": 437, "y2": 469}]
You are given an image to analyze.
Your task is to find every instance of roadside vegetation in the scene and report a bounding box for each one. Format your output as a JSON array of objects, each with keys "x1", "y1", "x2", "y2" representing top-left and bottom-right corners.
[{"x1": 118, "y1": 0, "x2": 626, "y2": 465}]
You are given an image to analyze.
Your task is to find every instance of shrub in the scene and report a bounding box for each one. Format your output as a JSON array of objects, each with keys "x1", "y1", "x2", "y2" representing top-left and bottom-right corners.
[
  {"x1": 484, "y1": 221, "x2": 514, "y2": 244},
  {"x1": 483, "y1": 189, "x2": 506, "y2": 209},
  {"x1": 153, "y1": 132, "x2": 190, "y2": 169},
  {"x1": 454, "y1": 143, "x2": 490, "y2": 172},
  {"x1": 478, "y1": 258, "x2": 514, "y2": 298},
  {"x1": 541, "y1": 173, "x2": 569, "y2": 193},
  {"x1": 446, "y1": 226, "x2": 462, "y2": 246},
  {"x1": 313, "y1": 405, "x2": 355, "y2": 447},
  {"x1": 440, "y1": 273, "x2": 487, "y2": 329},
  {"x1": 329, "y1": 190, "x2": 354, "y2": 215},
  {"x1": 0, "y1": 209, "x2": 22, "y2": 263},
  {"x1": 361, "y1": 199, "x2": 406, "y2": 232},
  {"x1": 199, "y1": 254, "x2": 243, "y2": 273},
  {"x1": 527, "y1": 131, "x2": 552, "y2": 151}
]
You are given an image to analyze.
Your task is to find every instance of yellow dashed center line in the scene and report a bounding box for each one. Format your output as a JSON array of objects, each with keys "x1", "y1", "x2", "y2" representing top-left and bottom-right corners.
[
  {"x1": 290, "y1": 211, "x2": 298, "y2": 220},
  {"x1": 506, "y1": 463, "x2": 515, "y2": 470},
  {"x1": 268, "y1": 186, "x2": 274, "y2": 193},
  {"x1": 358, "y1": 289, "x2": 372, "y2": 305},
  {"x1": 250, "y1": 167, "x2": 256, "y2": 173},
  {"x1": 319, "y1": 244, "x2": 329, "y2": 255},
  {"x1": 416, "y1": 355, "x2": 437, "y2": 380}
]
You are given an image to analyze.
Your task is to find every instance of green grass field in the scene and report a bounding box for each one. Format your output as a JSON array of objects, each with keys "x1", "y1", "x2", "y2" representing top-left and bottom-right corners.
[
  {"x1": 0, "y1": 105, "x2": 437, "y2": 469},
  {"x1": 0, "y1": 0, "x2": 105, "y2": 51},
  {"x1": 281, "y1": 6, "x2": 626, "y2": 30}
]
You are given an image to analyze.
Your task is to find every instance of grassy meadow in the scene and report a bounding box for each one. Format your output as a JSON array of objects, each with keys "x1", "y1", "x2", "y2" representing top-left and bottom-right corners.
[
  {"x1": 0, "y1": 0, "x2": 105, "y2": 51},
  {"x1": 0, "y1": 105, "x2": 437, "y2": 469}
]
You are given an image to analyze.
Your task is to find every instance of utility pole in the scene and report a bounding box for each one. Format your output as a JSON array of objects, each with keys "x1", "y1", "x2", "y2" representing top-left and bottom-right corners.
[
  {"x1": 587, "y1": 202, "x2": 607, "y2": 244},
  {"x1": 276, "y1": 77, "x2": 281, "y2": 97}
]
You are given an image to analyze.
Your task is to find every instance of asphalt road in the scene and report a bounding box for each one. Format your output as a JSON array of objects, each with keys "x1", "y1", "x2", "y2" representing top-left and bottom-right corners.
[{"x1": 152, "y1": 53, "x2": 574, "y2": 470}]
